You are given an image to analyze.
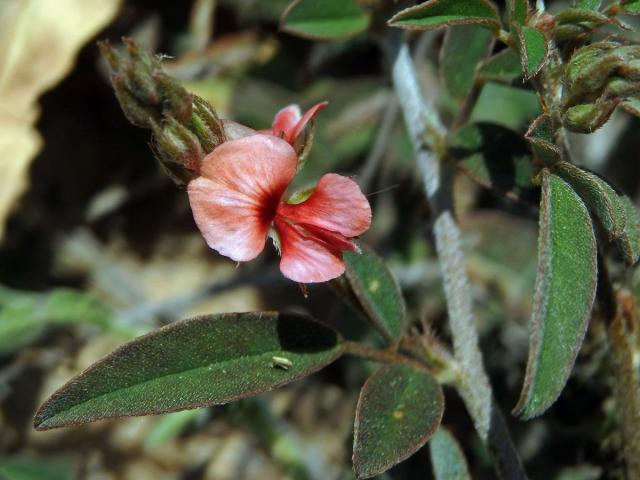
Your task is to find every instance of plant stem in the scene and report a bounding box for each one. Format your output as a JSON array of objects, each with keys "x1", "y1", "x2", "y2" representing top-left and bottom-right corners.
[
  {"x1": 607, "y1": 289, "x2": 640, "y2": 479},
  {"x1": 386, "y1": 31, "x2": 528, "y2": 480},
  {"x1": 342, "y1": 341, "x2": 437, "y2": 375}
]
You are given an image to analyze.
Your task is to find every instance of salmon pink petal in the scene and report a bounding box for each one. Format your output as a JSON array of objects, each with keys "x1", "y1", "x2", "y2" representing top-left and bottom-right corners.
[
  {"x1": 277, "y1": 173, "x2": 371, "y2": 238},
  {"x1": 222, "y1": 119, "x2": 256, "y2": 141},
  {"x1": 188, "y1": 134, "x2": 297, "y2": 262},
  {"x1": 289, "y1": 102, "x2": 328, "y2": 144},
  {"x1": 272, "y1": 105, "x2": 301, "y2": 141},
  {"x1": 275, "y1": 218, "x2": 346, "y2": 283}
]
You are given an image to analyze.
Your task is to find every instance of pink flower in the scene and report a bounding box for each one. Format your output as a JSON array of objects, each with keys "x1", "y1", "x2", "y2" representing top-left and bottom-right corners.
[
  {"x1": 187, "y1": 104, "x2": 371, "y2": 283},
  {"x1": 224, "y1": 102, "x2": 327, "y2": 146},
  {"x1": 268, "y1": 102, "x2": 328, "y2": 145}
]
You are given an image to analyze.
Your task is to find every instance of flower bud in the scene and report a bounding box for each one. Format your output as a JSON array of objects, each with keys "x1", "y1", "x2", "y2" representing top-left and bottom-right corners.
[
  {"x1": 111, "y1": 74, "x2": 158, "y2": 128},
  {"x1": 151, "y1": 117, "x2": 204, "y2": 185},
  {"x1": 565, "y1": 42, "x2": 622, "y2": 98},
  {"x1": 191, "y1": 96, "x2": 226, "y2": 153},
  {"x1": 100, "y1": 39, "x2": 227, "y2": 185},
  {"x1": 563, "y1": 99, "x2": 619, "y2": 133},
  {"x1": 99, "y1": 38, "x2": 192, "y2": 128},
  {"x1": 606, "y1": 77, "x2": 640, "y2": 97}
]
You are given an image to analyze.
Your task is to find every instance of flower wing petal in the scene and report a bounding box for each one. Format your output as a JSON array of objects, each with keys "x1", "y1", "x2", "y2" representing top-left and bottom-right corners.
[
  {"x1": 188, "y1": 134, "x2": 297, "y2": 262},
  {"x1": 272, "y1": 105, "x2": 301, "y2": 141},
  {"x1": 278, "y1": 173, "x2": 371, "y2": 238},
  {"x1": 276, "y1": 218, "x2": 345, "y2": 283}
]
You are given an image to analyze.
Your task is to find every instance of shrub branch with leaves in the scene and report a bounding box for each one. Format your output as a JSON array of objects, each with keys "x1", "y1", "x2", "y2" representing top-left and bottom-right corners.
[{"x1": 30, "y1": 1, "x2": 640, "y2": 479}]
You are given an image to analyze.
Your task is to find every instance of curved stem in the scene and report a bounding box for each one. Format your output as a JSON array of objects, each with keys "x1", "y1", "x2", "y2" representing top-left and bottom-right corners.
[
  {"x1": 385, "y1": 30, "x2": 528, "y2": 480},
  {"x1": 342, "y1": 341, "x2": 436, "y2": 375}
]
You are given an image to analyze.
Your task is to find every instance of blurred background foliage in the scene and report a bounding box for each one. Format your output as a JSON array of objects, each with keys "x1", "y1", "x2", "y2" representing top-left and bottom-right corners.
[{"x1": 0, "y1": 0, "x2": 639, "y2": 479}]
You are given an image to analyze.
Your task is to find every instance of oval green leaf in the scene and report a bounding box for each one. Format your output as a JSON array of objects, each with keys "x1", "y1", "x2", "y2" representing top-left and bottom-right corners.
[
  {"x1": 621, "y1": 0, "x2": 640, "y2": 15},
  {"x1": 525, "y1": 114, "x2": 561, "y2": 165},
  {"x1": 353, "y1": 363, "x2": 444, "y2": 479},
  {"x1": 344, "y1": 245, "x2": 406, "y2": 342},
  {"x1": 614, "y1": 195, "x2": 640, "y2": 265},
  {"x1": 429, "y1": 428, "x2": 472, "y2": 480},
  {"x1": 471, "y1": 83, "x2": 542, "y2": 131},
  {"x1": 440, "y1": 25, "x2": 493, "y2": 100},
  {"x1": 555, "y1": 162, "x2": 627, "y2": 240},
  {"x1": 508, "y1": 0, "x2": 529, "y2": 25},
  {"x1": 449, "y1": 123, "x2": 536, "y2": 201},
  {"x1": 514, "y1": 24, "x2": 548, "y2": 80},
  {"x1": 479, "y1": 47, "x2": 523, "y2": 84},
  {"x1": 0, "y1": 456, "x2": 74, "y2": 480},
  {"x1": 34, "y1": 312, "x2": 343, "y2": 430},
  {"x1": 388, "y1": 0, "x2": 500, "y2": 32},
  {"x1": 513, "y1": 171, "x2": 597, "y2": 419},
  {"x1": 575, "y1": 0, "x2": 602, "y2": 9},
  {"x1": 280, "y1": 0, "x2": 370, "y2": 40}
]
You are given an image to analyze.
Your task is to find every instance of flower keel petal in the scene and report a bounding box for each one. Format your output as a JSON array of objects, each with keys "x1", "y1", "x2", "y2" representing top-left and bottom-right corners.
[{"x1": 276, "y1": 218, "x2": 346, "y2": 283}]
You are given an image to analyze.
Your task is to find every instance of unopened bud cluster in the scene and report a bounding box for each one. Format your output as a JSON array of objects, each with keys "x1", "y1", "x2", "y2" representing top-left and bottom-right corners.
[
  {"x1": 99, "y1": 39, "x2": 225, "y2": 184},
  {"x1": 563, "y1": 41, "x2": 640, "y2": 133}
]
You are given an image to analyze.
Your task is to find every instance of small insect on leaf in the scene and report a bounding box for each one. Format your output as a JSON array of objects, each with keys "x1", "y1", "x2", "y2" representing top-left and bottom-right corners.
[{"x1": 271, "y1": 356, "x2": 293, "y2": 370}]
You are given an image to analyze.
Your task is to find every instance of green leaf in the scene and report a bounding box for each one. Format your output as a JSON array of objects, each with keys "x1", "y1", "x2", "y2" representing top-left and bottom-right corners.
[
  {"x1": 555, "y1": 162, "x2": 627, "y2": 240},
  {"x1": 144, "y1": 410, "x2": 201, "y2": 448},
  {"x1": 449, "y1": 123, "x2": 536, "y2": 201},
  {"x1": 513, "y1": 24, "x2": 548, "y2": 79},
  {"x1": 574, "y1": 0, "x2": 602, "y2": 10},
  {"x1": 344, "y1": 245, "x2": 406, "y2": 342},
  {"x1": 556, "y1": 8, "x2": 611, "y2": 27},
  {"x1": 471, "y1": 82, "x2": 542, "y2": 130},
  {"x1": 613, "y1": 195, "x2": 640, "y2": 265},
  {"x1": 508, "y1": 0, "x2": 529, "y2": 25},
  {"x1": 621, "y1": 0, "x2": 640, "y2": 15},
  {"x1": 0, "y1": 287, "x2": 112, "y2": 356},
  {"x1": 353, "y1": 363, "x2": 444, "y2": 479},
  {"x1": 388, "y1": 0, "x2": 500, "y2": 32},
  {"x1": 429, "y1": 428, "x2": 472, "y2": 480},
  {"x1": 479, "y1": 48, "x2": 523, "y2": 84},
  {"x1": 34, "y1": 312, "x2": 343, "y2": 430},
  {"x1": 440, "y1": 25, "x2": 493, "y2": 100},
  {"x1": 0, "y1": 456, "x2": 74, "y2": 480},
  {"x1": 525, "y1": 114, "x2": 561, "y2": 165},
  {"x1": 513, "y1": 171, "x2": 597, "y2": 419},
  {"x1": 280, "y1": 0, "x2": 370, "y2": 40}
]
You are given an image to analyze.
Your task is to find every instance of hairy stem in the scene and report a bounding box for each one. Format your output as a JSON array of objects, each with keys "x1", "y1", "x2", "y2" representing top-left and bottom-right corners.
[
  {"x1": 386, "y1": 32, "x2": 528, "y2": 479},
  {"x1": 342, "y1": 341, "x2": 437, "y2": 375},
  {"x1": 607, "y1": 289, "x2": 640, "y2": 479}
]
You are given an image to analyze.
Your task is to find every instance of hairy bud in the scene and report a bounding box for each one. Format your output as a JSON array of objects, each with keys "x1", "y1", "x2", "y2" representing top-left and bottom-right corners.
[
  {"x1": 99, "y1": 39, "x2": 226, "y2": 184},
  {"x1": 563, "y1": 99, "x2": 619, "y2": 133}
]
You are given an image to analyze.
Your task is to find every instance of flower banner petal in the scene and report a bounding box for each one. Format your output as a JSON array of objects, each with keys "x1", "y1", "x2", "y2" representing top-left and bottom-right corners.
[{"x1": 189, "y1": 135, "x2": 297, "y2": 261}]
